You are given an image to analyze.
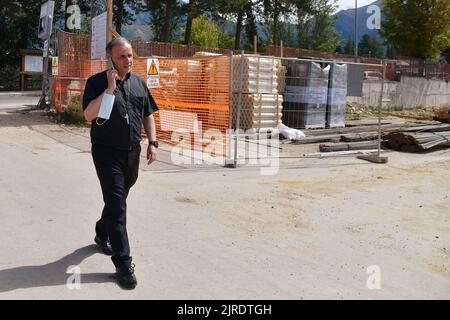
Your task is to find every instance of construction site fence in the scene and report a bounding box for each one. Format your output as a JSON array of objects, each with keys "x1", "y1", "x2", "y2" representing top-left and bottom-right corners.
[
  {"x1": 54, "y1": 29, "x2": 448, "y2": 81},
  {"x1": 52, "y1": 59, "x2": 386, "y2": 164},
  {"x1": 52, "y1": 48, "x2": 233, "y2": 157},
  {"x1": 267, "y1": 46, "x2": 450, "y2": 82},
  {"x1": 130, "y1": 39, "x2": 247, "y2": 58},
  {"x1": 50, "y1": 30, "x2": 415, "y2": 166}
]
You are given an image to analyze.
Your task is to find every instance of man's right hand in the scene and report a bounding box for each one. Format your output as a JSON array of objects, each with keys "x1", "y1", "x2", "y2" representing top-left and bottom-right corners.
[{"x1": 105, "y1": 68, "x2": 118, "y2": 94}]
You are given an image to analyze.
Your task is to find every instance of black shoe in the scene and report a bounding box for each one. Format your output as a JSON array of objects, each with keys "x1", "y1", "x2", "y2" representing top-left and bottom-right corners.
[
  {"x1": 115, "y1": 263, "x2": 137, "y2": 290},
  {"x1": 94, "y1": 236, "x2": 113, "y2": 256}
]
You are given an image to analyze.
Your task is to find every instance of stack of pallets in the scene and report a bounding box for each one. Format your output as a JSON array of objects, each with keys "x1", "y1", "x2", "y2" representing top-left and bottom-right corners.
[{"x1": 232, "y1": 55, "x2": 285, "y2": 132}]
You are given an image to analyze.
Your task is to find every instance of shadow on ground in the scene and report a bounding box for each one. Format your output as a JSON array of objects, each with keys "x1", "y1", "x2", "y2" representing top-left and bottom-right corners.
[
  {"x1": 0, "y1": 245, "x2": 115, "y2": 293},
  {"x1": 0, "y1": 108, "x2": 52, "y2": 128}
]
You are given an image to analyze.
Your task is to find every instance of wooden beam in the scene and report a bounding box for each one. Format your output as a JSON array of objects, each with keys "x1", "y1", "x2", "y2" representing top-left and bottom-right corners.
[
  {"x1": 110, "y1": 27, "x2": 120, "y2": 38},
  {"x1": 319, "y1": 141, "x2": 380, "y2": 152},
  {"x1": 107, "y1": 0, "x2": 113, "y2": 43},
  {"x1": 110, "y1": 27, "x2": 139, "y2": 58}
]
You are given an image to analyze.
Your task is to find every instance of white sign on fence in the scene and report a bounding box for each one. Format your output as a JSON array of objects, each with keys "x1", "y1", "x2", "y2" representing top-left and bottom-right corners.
[
  {"x1": 90, "y1": 12, "x2": 107, "y2": 59},
  {"x1": 147, "y1": 58, "x2": 160, "y2": 88}
]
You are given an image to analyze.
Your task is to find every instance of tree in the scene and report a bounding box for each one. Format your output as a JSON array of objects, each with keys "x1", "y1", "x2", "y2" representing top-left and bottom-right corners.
[
  {"x1": 243, "y1": 1, "x2": 259, "y2": 51},
  {"x1": 385, "y1": 44, "x2": 396, "y2": 59},
  {"x1": 212, "y1": 0, "x2": 250, "y2": 50},
  {"x1": 341, "y1": 38, "x2": 355, "y2": 55},
  {"x1": 182, "y1": 0, "x2": 216, "y2": 45},
  {"x1": 113, "y1": 0, "x2": 145, "y2": 35},
  {"x1": 358, "y1": 34, "x2": 384, "y2": 58},
  {"x1": 292, "y1": 0, "x2": 315, "y2": 49},
  {"x1": 222, "y1": 0, "x2": 247, "y2": 50},
  {"x1": 442, "y1": 47, "x2": 450, "y2": 63},
  {"x1": 307, "y1": 0, "x2": 339, "y2": 52},
  {"x1": 0, "y1": 0, "x2": 65, "y2": 89},
  {"x1": 263, "y1": 0, "x2": 291, "y2": 46},
  {"x1": 217, "y1": 26, "x2": 235, "y2": 50},
  {"x1": 210, "y1": 5, "x2": 236, "y2": 50},
  {"x1": 146, "y1": 0, "x2": 183, "y2": 42},
  {"x1": 381, "y1": 0, "x2": 450, "y2": 59},
  {"x1": 290, "y1": 0, "x2": 340, "y2": 52},
  {"x1": 184, "y1": 16, "x2": 219, "y2": 48}
]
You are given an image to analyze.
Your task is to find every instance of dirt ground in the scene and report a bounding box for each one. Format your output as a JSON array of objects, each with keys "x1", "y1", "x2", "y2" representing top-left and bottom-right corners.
[
  {"x1": 0, "y1": 106, "x2": 449, "y2": 299},
  {"x1": 346, "y1": 102, "x2": 450, "y2": 121}
]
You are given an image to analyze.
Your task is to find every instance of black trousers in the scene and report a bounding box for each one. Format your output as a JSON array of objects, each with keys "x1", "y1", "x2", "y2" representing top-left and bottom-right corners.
[{"x1": 91, "y1": 143, "x2": 141, "y2": 264}]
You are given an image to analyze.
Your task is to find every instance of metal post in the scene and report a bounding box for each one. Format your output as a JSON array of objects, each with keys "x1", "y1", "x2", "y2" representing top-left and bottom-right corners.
[
  {"x1": 354, "y1": 0, "x2": 358, "y2": 57},
  {"x1": 38, "y1": 40, "x2": 50, "y2": 108},
  {"x1": 233, "y1": 50, "x2": 245, "y2": 167},
  {"x1": 377, "y1": 60, "x2": 387, "y2": 156},
  {"x1": 225, "y1": 50, "x2": 235, "y2": 167},
  {"x1": 358, "y1": 60, "x2": 388, "y2": 164},
  {"x1": 280, "y1": 40, "x2": 283, "y2": 58}
]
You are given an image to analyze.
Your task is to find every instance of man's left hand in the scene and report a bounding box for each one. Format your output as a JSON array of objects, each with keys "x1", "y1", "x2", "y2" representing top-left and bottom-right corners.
[{"x1": 147, "y1": 145, "x2": 157, "y2": 165}]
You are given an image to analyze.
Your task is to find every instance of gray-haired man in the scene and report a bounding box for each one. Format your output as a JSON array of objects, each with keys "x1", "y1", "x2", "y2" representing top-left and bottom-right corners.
[{"x1": 82, "y1": 38, "x2": 158, "y2": 289}]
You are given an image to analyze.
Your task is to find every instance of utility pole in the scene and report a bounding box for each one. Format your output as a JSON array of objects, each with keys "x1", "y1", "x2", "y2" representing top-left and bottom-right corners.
[
  {"x1": 37, "y1": 1, "x2": 54, "y2": 109},
  {"x1": 354, "y1": 0, "x2": 358, "y2": 57},
  {"x1": 107, "y1": 0, "x2": 113, "y2": 42}
]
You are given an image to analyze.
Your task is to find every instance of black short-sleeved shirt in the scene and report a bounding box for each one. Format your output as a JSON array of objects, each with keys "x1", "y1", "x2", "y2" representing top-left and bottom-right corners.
[{"x1": 82, "y1": 71, "x2": 158, "y2": 150}]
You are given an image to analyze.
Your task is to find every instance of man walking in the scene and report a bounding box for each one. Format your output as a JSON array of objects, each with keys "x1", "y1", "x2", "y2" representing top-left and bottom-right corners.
[{"x1": 83, "y1": 37, "x2": 158, "y2": 289}]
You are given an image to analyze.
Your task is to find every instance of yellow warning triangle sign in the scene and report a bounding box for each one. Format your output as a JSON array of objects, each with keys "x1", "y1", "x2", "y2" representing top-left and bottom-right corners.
[{"x1": 148, "y1": 60, "x2": 158, "y2": 76}]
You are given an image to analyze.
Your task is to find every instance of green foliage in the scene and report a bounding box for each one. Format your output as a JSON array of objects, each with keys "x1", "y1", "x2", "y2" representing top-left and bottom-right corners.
[
  {"x1": 217, "y1": 24, "x2": 235, "y2": 50},
  {"x1": 0, "y1": 64, "x2": 20, "y2": 91},
  {"x1": 278, "y1": 22, "x2": 298, "y2": 48},
  {"x1": 342, "y1": 38, "x2": 355, "y2": 55},
  {"x1": 358, "y1": 34, "x2": 384, "y2": 58},
  {"x1": 182, "y1": 0, "x2": 218, "y2": 45},
  {"x1": 309, "y1": 12, "x2": 339, "y2": 52},
  {"x1": 111, "y1": 0, "x2": 147, "y2": 35},
  {"x1": 385, "y1": 44, "x2": 396, "y2": 59},
  {"x1": 57, "y1": 95, "x2": 88, "y2": 127},
  {"x1": 263, "y1": 0, "x2": 291, "y2": 46},
  {"x1": 381, "y1": 0, "x2": 450, "y2": 59},
  {"x1": 0, "y1": 1, "x2": 50, "y2": 89},
  {"x1": 184, "y1": 16, "x2": 220, "y2": 48},
  {"x1": 292, "y1": 0, "x2": 340, "y2": 53},
  {"x1": 147, "y1": 0, "x2": 183, "y2": 42},
  {"x1": 442, "y1": 47, "x2": 450, "y2": 63}
]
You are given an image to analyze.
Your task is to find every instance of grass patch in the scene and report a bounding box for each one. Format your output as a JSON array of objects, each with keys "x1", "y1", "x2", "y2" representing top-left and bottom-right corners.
[
  {"x1": 346, "y1": 111, "x2": 376, "y2": 120},
  {"x1": 48, "y1": 95, "x2": 89, "y2": 127}
]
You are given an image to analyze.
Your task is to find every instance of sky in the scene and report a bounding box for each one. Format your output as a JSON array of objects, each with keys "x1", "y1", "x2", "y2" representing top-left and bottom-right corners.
[{"x1": 338, "y1": 0, "x2": 377, "y2": 10}]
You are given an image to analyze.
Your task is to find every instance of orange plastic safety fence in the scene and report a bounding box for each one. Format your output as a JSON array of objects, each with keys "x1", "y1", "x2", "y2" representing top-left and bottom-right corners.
[
  {"x1": 52, "y1": 31, "x2": 232, "y2": 157},
  {"x1": 132, "y1": 56, "x2": 231, "y2": 156}
]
